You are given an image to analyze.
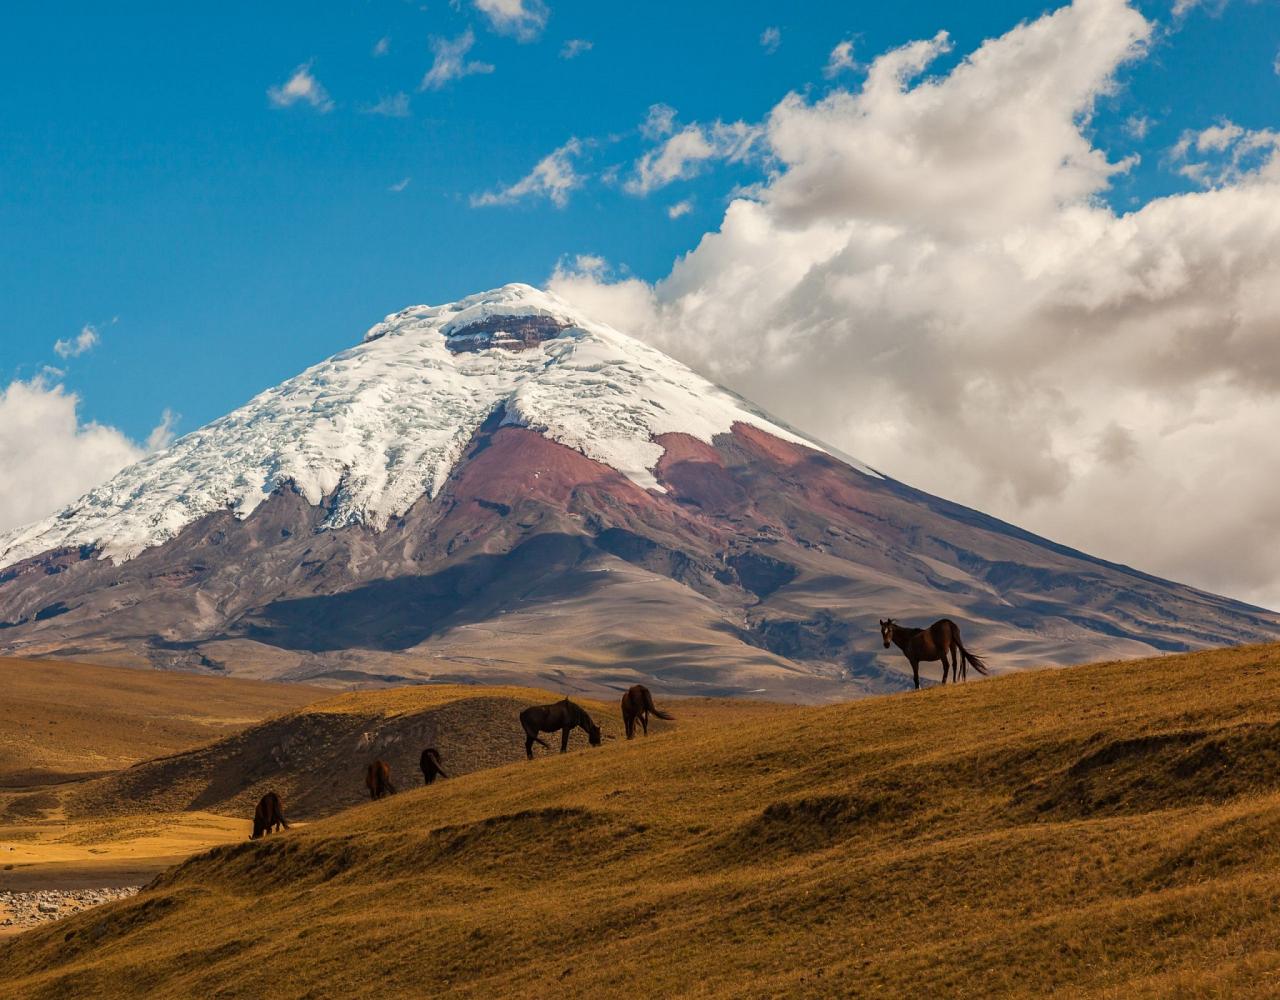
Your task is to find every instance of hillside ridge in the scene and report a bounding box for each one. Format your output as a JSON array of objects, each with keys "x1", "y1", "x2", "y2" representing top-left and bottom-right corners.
[{"x1": 6, "y1": 642, "x2": 1280, "y2": 997}]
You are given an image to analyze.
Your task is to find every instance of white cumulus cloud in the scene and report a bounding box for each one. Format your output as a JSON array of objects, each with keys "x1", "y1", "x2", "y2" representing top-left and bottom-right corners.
[
  {"x1": 471, "y1": 138, "x2": 584, "y2": 208},
  {"x1": 551, "y1": 0, "x2": 1280, "y2": 611},
  {"x1": 267, "y1": 63, "x2": 334, "y2": 112},
  {"x1": 474, "y1": 0, "x2": 549, "y2": 42},
  {"x1": 824, "y1": 39, "x2": 858, "y2": 77},
  {"x1": 0, "y1": 379, "x2": 170, "y2": 534},
  {"x1": 53, "y1": 325, "x2": 100, "y2": 359},
  {"x1": 626, "y1": 113, "x2": 763, "y2": 195},
  {"x1": 421, "y1": 30, "x2": 494, "y2": 91},
  {"x1": 1172, "y1": 120, "x2": 1280, "y2": 187}
]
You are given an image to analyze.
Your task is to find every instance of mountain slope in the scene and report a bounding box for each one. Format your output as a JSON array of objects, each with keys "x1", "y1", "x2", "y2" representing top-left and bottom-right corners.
[
  {"x1": 0, "y1": 285, "x2": 1275, "y2": 696},
  {"x1": 5, "y1": 643, "x2": 1280, "y2": 997}
]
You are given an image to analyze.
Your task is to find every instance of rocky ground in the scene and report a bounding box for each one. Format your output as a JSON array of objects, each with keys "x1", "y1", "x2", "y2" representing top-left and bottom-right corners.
[{"x1": 0, "y1": 887, "x2": 138, "y2": 932}]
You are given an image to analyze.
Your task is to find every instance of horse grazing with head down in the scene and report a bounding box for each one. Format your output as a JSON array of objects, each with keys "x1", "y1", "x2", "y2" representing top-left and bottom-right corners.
[
  {"x1": 251, "y1": 791, "x2": 289, "y2": 840},
  {"x1": 621, "y1": 684, "x2": 674, "y2": 739},
  {"x1": 365, "y1": 759, "x2": 396, "y2": 800},
  {"x1": 519, "y1": 698, "x2": 602, "y2": 760},
  {"x1": 420, "y1": 747, "x2": 448, "y2": 785},
  {"x1": 880, "y1": 617, "x2": 989, "y2": 690}
]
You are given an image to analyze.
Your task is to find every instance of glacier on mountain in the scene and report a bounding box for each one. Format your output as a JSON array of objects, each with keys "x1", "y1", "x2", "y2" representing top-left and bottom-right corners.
[{"x1": 0, "y1": 284, "x2": 877, "y2": 569}]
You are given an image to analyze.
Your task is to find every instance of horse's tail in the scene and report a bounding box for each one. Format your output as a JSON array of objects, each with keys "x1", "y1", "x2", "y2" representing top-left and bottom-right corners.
[
  {"x1": 956, "y1": 636, "x2": 990, "y2": 676},
  {"x1": 425, "y1": 747, "x2": 448, "y2": 778},
  {"x1": 642, "y1": 687, "x2": 674, "y2": 721}
]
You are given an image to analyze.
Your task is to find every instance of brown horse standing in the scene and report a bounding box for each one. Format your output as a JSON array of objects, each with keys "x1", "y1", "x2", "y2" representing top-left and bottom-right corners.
[
  {"x1": 365, "y1": 760, "x2": 396, "y2": 799},
  {"x1": 251, "y1": 791, "x2": 289, "y2": 839},
  {"x1": 620, "y1": 684, "x2": 674, "y2": 739},
  {"x1": 519, "y1": 698, "x2": 602, "y2": 759},
  {"x1": 880, "y1": 618, "x2": 989, "y2": 690},
  {"x1": 420, "y1": 747, "x2": 447, "y2": 785}
]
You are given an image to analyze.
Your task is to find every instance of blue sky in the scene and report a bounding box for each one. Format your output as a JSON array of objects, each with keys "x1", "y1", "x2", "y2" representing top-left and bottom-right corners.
[
  {"x1": 1, "y1": 0, "x2": 1276, "y2": 443},
  {"x1": 4, "y1": 0, "x2": 1280, "y2": 609}
]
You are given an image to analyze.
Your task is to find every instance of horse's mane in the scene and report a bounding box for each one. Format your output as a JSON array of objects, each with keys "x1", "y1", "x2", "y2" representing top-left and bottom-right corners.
[{"x1": 564, "y1": 699, "x2": 594, "y2": 725}]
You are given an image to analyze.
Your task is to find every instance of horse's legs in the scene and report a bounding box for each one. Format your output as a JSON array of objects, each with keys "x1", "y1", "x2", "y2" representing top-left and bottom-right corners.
[
  {"x1": 954, "y1": 641, "x2": 966, "y2": 682},
  {"x1": 939, "y1": 648, "x2": 950, "y2": 685},
  {"x1": 640, "y1": 711, "x2": 648, "y2": 736},
  {"x1": 911, "y1": 658, "x2": 920, "y2": 690},
  {"x1": 525, "y1": 732, "x2": 536, "y2": 760},
  {"x1": 624, "y1": 712, "x2": 634, "y2": 740},
  {"x1": 560, "y1": 727, "x2": 571, "y2": 753}
]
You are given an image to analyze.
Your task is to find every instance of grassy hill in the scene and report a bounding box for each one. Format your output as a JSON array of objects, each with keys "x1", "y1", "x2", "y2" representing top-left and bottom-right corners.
[
  {"x1": 67, "y1": 685, "x2": 637, "y2": 822},
  {"x1": 0, "y1": 658, "x2": 327, "y2": 900},
  {"x1": 0, "y1": 657, "x2": 323, "y2": 788},
  {"x1": 6, "y1": 644, "x2": 1280, "y2": 996}
]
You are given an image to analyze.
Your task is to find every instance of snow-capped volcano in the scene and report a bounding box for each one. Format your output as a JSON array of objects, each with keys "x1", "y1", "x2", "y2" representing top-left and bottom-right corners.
[
  {"x1": 0, "y1": 285, "x2": 867, "y2": 570},
  {"x1": 1, "y1": 284, "x2": 1277, "y2": 698}
]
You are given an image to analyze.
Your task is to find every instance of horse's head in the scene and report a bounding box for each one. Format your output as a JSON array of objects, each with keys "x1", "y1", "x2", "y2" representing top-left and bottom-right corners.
[
  {"x1": 879, "y1": 618, "x2": 895, "y2": 648},
  {"x1": 587, "y1": 723, "x2": 602, "y2": 747}
]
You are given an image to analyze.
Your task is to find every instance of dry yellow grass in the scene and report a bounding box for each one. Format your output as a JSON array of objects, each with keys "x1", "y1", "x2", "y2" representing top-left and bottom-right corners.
[
  {"x1": 0, "y1": 657, "x2": 323, "y2": 786},
  {"x1": 6, "y1": 644, "x2": 1280, "y2": 996}
]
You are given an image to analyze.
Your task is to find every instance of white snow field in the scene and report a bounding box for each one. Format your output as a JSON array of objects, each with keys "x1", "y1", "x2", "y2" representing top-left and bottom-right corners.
[{"x1": 0, "y1": 284, "x2": 877, "y2": 569}]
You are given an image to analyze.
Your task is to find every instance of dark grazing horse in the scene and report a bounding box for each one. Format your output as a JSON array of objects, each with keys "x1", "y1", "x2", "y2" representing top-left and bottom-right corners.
[
  {"x1": 251, "y1": 791, "x2": 289, "y2": 840},
  {"x1": 365, "y1": 759, "x2": 396, "y2": 800},
  {"x1": 880, "y1": 618, "x2": 989, "y2": 690},
  {"x1": 520, "y1": 698, "x2": 602, "y2": 760},
  {"x1": 420, "y1": 747, "x2": 448, "y2": 785},
  {"x1": 620, "y1": 684, "x2": 674, "y2": 739}
]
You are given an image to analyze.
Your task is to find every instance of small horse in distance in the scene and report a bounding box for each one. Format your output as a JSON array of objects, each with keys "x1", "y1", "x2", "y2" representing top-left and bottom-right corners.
[
  {"x1": 365, "y1": 759, "x2": 397, "y2": 800},
  {"x1": 520, "y1": 698, "x2": 602, "y2": 760},
  {"x1": 880, "y1": 617, "x2": 989, "y2": 690},
  {"x1": 620, "y1": 684, "x2": 674, "y2": 739},
  {"x1": 251, "y1": 791, "x2": 289, "y2": 840},
  {"x1": 420, "y1": 747, "x2": 448, "y2": 785}
]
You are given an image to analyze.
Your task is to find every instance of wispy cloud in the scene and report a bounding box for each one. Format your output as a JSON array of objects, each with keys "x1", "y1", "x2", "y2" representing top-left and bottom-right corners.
[
  {"x1": 640, "y1": 103, "x2": 677, "y2": 141},
  {"x1": 560, "y1": 38, "x2": 592, "y2": 60},
  {"x1": 824, "y1": 39, "x2": 857, "y2": 78},
  {"x1": 389, "y1": 177, "x2": 412, "y2": 193},
  {"x1": 146, "y1": 408, "x2": 179, "y2": 452},
  {"x1": 363, "y1": 92, "x2": 411, "y2": 118},
  {"x1": 421, "y1": 30, "x2": 494, "y2": 90},
  {"x1": 471, "y1": 138, "x2": 584, "y2": 208},
  {"x1": 1125, "y1": 114, "x2": 1152, "y2": 140},
  {"x1": 1171, "y1": 120, "x2": 1280, "y2": 187},
  {"x1": 267, "y1": 62, "x2": 334, "y2": 112},
  {"x1": 373, "y1": 36, "x2": 390, "y2": 57},
  {"x1": 53, "y1": 324, "x2": 100, "y2": 359},
  {"x1": 760, "y1": 26, "x2": 781, "y2": 55},
  {"x1": 626, "y1": 115, "x2": 763, "y2": 196},
  {"x1": 474, "y1": 0, "x2": 549, "y2": 42},
  {"x1": 667, "y1": 199, "x2": 694, "y2": 219}
]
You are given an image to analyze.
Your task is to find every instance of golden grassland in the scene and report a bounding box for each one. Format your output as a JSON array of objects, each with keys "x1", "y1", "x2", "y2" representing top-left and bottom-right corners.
[
  {"x1": 6, "y1": 645, "x2": 1280, "y2": 996},
  {"x1": 0, "y1": 659, "x2": 324, "y2": 910},
  {"x1": 0, "y1": 657, "x2": 323, "y2": 786}
]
